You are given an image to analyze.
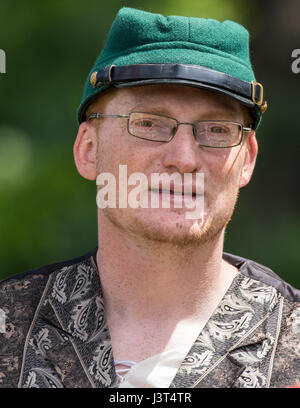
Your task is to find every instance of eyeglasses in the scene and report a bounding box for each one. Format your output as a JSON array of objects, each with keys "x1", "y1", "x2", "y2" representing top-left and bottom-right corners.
[{"x1": 88, "y1": 111, "x2": 252, "y2": 148}]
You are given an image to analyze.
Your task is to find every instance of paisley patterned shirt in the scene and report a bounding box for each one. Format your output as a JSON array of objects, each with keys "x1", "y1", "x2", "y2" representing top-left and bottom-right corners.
[{"x1": 0, "y1": 248, "x2": 299, "y2": 388}]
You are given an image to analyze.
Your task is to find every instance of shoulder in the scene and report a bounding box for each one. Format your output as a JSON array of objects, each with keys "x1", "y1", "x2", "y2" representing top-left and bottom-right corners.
[
  {"x1": 0, "y1": 247, "x2": 98, "y2": 317},
  {"x1": 1, "y1": 247, "x2": 98, "y2": 286},
  {"x1": 223, "y1": 252, "x2": 300, "y2": 303},
  {"x1": 224, "y1": 252, "x2": 300, "y2": 387},
  {"x1": 0, "y1": 247, "x2": 97, "y2": 388}
]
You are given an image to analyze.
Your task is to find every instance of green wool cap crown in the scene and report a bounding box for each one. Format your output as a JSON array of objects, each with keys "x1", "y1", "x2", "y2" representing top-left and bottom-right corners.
[{"x1": 78, "y1": 7, "x2": 266, "y2": 127}]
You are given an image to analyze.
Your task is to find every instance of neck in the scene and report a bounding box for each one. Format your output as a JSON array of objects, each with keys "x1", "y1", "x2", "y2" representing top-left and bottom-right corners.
[{"x1": 96, "y1": 213, "x2": 238, "y2": 324}]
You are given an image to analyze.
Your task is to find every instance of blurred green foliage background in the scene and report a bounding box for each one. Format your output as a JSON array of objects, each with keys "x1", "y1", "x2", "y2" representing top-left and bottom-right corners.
[{"x1": 0, "y1": 0, "x2": 299, "y2": 287}]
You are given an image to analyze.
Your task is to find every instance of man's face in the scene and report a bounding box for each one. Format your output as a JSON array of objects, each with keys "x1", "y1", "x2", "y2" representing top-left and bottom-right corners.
[{"x1": 79, "y1": 84, "x2": 257, "y2": 246}]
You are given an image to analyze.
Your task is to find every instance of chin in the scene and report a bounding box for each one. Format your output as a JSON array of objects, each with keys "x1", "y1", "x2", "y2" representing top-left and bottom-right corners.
[{"x1": 103, "y1": 206, "x2": 231, "y2": 248}]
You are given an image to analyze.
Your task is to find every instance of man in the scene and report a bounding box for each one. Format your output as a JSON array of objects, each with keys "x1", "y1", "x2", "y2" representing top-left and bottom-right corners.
[{"x1": 0, "y1": 7, "x2": 299, "y2": 388}]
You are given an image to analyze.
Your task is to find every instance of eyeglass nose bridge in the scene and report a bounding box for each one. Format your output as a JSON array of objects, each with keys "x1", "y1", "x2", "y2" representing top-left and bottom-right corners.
[{"x1": 171, "y1": 121, "x2": 198, "y2": 141}]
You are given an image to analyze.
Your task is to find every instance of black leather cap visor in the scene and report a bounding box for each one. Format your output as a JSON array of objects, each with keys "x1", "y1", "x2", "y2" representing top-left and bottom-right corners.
[{"x1": 86, "y1": 64, "x2": 267, "y2": 129}]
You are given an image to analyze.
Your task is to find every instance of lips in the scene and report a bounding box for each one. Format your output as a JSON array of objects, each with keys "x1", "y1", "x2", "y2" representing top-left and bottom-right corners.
[{"x1": 150, "y1": 183, "x2": 202, "y2": 198}]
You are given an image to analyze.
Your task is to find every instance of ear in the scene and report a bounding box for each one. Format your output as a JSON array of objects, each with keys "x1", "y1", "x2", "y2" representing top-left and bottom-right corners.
[
  {"x1": 239, "y1": 132, "x2": 258, "y2": 188},
  {"x1": 73, "y1": 122, "x2": 98, "y2": 181}
]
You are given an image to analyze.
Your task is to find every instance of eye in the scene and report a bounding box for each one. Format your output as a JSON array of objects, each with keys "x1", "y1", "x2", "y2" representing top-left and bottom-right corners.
[
  {"x1": 129, "y1": 113, "x2": 176, "y2": 141},
  {"x1": 132, "y1": 118, "x2": 158, "y2": 130},
  {"x1": 138, "y1": 119, "x2": 154, "y2": 128},
  {"x1": 197, "y1": 122, "x2": 231, "y2": 135},
  {"x1": 132, "y1": 117, "x2": 170, "y2": 133},
  {"x1": 209, "y1": 125, "x2": 229, "y2": 134}
]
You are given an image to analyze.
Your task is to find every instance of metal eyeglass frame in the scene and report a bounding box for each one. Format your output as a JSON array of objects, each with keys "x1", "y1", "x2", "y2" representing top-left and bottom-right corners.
[{"x1": 87, "y1": 111, "x2": 252, "y2": 148}]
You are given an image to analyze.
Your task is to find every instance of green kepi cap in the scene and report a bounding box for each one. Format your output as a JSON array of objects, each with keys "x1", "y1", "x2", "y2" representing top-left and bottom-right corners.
[{"x1": 78, "y1": 7, "x2": 267, "y2": 129}]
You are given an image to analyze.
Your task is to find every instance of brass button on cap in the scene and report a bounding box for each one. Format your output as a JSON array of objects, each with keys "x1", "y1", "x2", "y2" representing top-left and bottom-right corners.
[{"x1": 90, "y1": 71, "x2": 98, "y2": 87}]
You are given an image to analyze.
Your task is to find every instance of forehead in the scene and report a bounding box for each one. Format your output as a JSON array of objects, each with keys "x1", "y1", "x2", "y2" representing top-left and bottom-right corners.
[{"x1": 87, "y1": 84, "x2": 248, "y2": 120}]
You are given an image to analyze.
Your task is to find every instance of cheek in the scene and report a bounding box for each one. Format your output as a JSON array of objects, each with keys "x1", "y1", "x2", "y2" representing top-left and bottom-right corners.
[
  {"x1": 202, "y1": 148, "x2": 244, "y2": 193},
  {"x1": 202, "y1": 149, "x2": 232, "y2": 177},
  {"x1": 96, "y1": 123, "x2": 130, "y2": 173},
  {"x1": 96, "y1": 127, "x2": 153, "y2": 181}
]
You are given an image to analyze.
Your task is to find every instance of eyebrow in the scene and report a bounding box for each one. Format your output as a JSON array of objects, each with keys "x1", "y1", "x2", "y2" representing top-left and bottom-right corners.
[{"x1": 129, "y1": 103, "x2": 241, "y2": 120}]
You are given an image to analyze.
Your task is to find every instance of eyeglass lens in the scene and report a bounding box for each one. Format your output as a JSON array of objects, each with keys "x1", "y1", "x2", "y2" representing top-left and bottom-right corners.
[{"x1": 128, "y1": 112, "x2": 242, "y2": 147}]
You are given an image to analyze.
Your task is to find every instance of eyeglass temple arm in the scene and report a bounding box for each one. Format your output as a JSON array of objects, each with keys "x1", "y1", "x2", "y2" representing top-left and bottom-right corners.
[{"x1": 88, "y1": 113, "x2": 129, "y2": 120}]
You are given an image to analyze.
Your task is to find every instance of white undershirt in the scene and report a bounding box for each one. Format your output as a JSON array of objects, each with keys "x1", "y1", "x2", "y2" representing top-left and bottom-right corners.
[
  {"x1": 117, "y1": 346, "x2": 190, "y2": 388},
  {"x1": 116, "y1": 318, "x2": 205, "y2": 388}
]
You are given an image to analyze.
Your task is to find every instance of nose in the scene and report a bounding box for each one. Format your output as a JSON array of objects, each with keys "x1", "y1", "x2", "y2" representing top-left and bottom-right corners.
[{"x1": 161, "y1": 123, "x2": 201, "y2": 174}]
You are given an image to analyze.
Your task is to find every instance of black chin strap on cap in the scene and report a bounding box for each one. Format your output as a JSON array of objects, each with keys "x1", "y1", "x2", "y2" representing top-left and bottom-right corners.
[{"x1": 90, "y1": 64, "x2": 267, "y2": 130}]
